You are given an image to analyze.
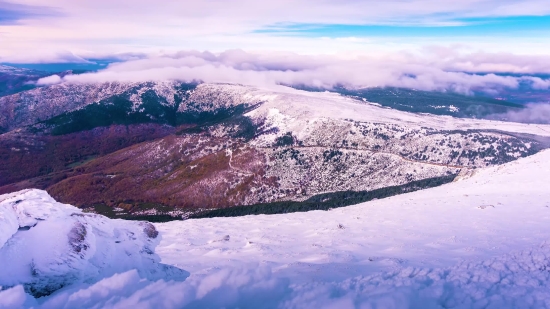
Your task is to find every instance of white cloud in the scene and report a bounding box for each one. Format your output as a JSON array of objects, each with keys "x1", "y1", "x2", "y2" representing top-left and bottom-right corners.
[
  {"x1": 489, "y1": 103, "x2": 550, "y2": 123},
  {"x1": 37, "y1": 50, "x2": 550, "y2": 95},
  {"x1": 36, "y1": 74, "x2": 62, "y2": 85}
]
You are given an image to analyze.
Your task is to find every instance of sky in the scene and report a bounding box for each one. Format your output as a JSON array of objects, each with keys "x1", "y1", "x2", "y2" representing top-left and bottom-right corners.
[
  {"x1": 2, "y1": 0, "x2": 550, "y2": 61},
  {"x1": 1, "y1": 0, "x2": 550, "y2": 94}
]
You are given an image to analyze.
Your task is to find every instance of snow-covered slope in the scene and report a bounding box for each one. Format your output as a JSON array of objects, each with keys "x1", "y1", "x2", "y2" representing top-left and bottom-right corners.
[
  {"x1": 0, "y1": 82, "x2": 172, "y2": 132},
  {"x1": 0, "y1": 190, "x2": 188, "y2": 298},
  {"x1": 1, "y1": 150, "x2": 550, "y2": 308},
  {"x1": 156, "y1": 148, "x2": 550, "y2": 281},
  {"x1": 3, "y1": 81, "x2": 550, "y2": 136},
  {"x1": 245, "y1": 86, "x2": 550, "y2": 136}
]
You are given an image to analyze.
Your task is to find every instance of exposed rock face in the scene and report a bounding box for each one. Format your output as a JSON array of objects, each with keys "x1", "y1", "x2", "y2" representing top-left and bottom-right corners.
[{"x1": 0, "y1": 189, "x2": 188, "y2": 297}]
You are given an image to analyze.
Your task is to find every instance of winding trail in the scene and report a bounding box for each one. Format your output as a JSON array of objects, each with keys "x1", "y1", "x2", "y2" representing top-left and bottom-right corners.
[{"x1": 226, "y1": 148, "x2": 255, "y2": 176}]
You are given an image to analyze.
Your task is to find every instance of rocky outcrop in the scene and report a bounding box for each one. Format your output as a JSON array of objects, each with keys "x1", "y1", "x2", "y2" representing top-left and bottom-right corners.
[{"x1": 0, "y1": 189, "x2": 188, "y2": 297}]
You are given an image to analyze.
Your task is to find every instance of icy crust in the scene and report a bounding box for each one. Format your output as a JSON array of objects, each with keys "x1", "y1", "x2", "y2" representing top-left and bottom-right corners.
[
  {"x1": 1, "y1": 243, "x2": 549, "y2": 308},
  {"x1": 0, "y1": 189, "x2": 188, "y2": 298}
]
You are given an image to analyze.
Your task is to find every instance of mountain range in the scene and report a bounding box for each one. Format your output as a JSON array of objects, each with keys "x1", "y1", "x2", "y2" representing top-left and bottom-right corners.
[{"x1": 1, "y1": 67, "x2": 550, "y2": 221}]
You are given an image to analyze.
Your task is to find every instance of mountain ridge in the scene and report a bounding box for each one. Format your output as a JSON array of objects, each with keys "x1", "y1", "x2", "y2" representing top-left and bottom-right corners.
[{"x1": 1, "y1": 81, "x2": 550, "y2": 219}]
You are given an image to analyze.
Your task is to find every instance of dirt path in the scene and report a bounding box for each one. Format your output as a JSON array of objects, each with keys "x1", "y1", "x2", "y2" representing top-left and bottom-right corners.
[{"x1": 226, "y1": 148, "x2": 255, "y2": 176}]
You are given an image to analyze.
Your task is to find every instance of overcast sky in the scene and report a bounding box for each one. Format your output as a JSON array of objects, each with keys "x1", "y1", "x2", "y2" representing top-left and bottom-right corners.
[
  {"x1": 1, "y1": 0, "x2": 550, "y2": 62},
  {"x1": 2, "y1": 0, "x2": 550, "y2": 94}
]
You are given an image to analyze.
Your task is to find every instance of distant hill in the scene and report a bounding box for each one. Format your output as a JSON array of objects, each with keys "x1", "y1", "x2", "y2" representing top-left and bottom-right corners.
[
  {"x1": 0, "y1": 65, "x2": 48, "y2": 97},
  {"x1": 294, "y1": 85, "x2": 526, "y2": 120}
]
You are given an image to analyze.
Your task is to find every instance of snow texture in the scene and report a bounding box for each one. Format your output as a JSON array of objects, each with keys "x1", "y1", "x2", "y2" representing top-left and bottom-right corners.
[
  {"x1": 1, "y1": 244, "x2": 550, "y2": 308},
  {"x1": 0, "y1": 190, "x2": 188, "y2": 298},
  {"x1": 155, "y1": 149, "x2": 550, "y2": 283}
]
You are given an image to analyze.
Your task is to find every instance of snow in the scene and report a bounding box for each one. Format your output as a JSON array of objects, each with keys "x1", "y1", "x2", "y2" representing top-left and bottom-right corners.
[
  {"x1": 230, "y1": 85, "x2": 550, "y2": 139},
  {"x1": 2, "y1": 143, "x2": 550, "y2": 308},
  {"x1": 154, "y1": 149, "x2": 550, "y2": 283},
  {"x1": 0, "y1": 65, "x2": 33, "y2": 75},
  {"x1": 0, "y1": 190, "x2": 188, "y2": 298},
  {"x1": 2, "y1": 244, "x2": 550, "y2": 308}
]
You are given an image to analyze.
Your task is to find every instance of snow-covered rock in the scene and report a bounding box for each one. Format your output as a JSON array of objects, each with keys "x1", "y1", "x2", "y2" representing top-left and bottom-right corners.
[
  {"x1": 0, "y1": 190, "x2": 188, "y2": 297},
  {"x1": 1, "y1": 241, "x2": 550, "y2": 308}
]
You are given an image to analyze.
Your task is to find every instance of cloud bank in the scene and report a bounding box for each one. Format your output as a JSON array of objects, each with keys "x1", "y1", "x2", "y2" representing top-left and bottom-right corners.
[
  {"x1": 489, "y1": 103, "x2": 550, "y2": 124},
  {"x1": 36, "y1": 50, "x2": 550, "y2": 95}
]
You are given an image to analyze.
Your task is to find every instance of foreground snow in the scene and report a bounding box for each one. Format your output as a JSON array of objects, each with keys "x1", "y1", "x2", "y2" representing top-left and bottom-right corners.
[
  {"x1": 1, "y1": 150, "x2": 550, "y2": 308},
  {"x1": 2, "y1": 244, "x2": 550, "y2": 308},
  {"x1": 0, "y1": 190, "x2": 188, "y2": 299}
]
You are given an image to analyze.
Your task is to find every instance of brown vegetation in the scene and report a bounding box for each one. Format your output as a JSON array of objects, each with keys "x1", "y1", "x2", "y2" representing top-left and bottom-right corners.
[
  {"x1": 41, "y1": 132, "x2": 276, "y2": 210},
  {"x1": 0, "y1": 124, "x2": 174, "y2": 190}
]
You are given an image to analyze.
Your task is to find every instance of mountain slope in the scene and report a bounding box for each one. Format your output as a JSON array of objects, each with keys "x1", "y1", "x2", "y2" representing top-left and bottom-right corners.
[
  {"x1": 0, "y1": 65, "x2": 49, "y2": 99},
  {"x1": 156, "y1": 148, "x2": 550, "y2": 282},
  {"x1": 1, "y1": 148, "x2": 550, "y2": 308},
  {"x1": 336, "y1": 86, "x2": 525, "y2": 119},
  {"x1": 1, "y1": 82, "x2": 550, "y2": 219}
]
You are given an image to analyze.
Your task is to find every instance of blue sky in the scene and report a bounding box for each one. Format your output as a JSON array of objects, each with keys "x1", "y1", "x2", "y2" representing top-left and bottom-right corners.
[
  {"x1": 256, "y1": 15, "x2": 550, "y2": 38},
  {"x1": 0, "y1": 1, "x2": 59, "y2": 25}
]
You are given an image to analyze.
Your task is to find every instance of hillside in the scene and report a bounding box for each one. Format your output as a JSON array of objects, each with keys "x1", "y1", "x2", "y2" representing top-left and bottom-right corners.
[
  {"x1": 1, "y1": 82, "x2": 550, "y2": 219},
  {"x1": 0, "y1": 65, "x2": 48, "y2": 100},
  {"x1": 2, "y1": 148, "x2": 550, "y2": 308},
  {"x1": 297, "y1": 85, "x2": 526, "y2": 119}
]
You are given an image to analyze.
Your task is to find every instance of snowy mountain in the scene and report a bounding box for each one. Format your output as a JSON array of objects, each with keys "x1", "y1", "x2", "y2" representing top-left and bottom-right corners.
[
  {"x1": 1, "y1": 82, "x2": 550, "y2": 219},
  {"x1": 0, "y1": 65, "x2": 49, "y2": 99},
  {"x1": 1, "y1": 148, "x2": 549, "y2": 308}
]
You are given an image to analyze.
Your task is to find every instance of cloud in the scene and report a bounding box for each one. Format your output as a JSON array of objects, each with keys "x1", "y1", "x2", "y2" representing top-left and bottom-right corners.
[
  {"x1": 0, "y1": 1, "x2": 60, "y2": 25},
  {"x1": 523, "y1": 76, "x2": 550, "y2": 90},
  {"x1": 489, "y1": 103, "x2": 550, "y2": 124},
  {"x1": 10, "y1": 0, "x2": 550, "y2": 28},
  {"x1": 35, "y1": 49, "x2": 550, "y2": 96},
  {"x1": 2, "y1": 0, "x2": 550, "y2": 61},
  {"x1": 36, "y1": 74, "x2": 62, "y2": 85},
  {"x1": 2, "y1": 50, "x2": 96, "y2": 64}
]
